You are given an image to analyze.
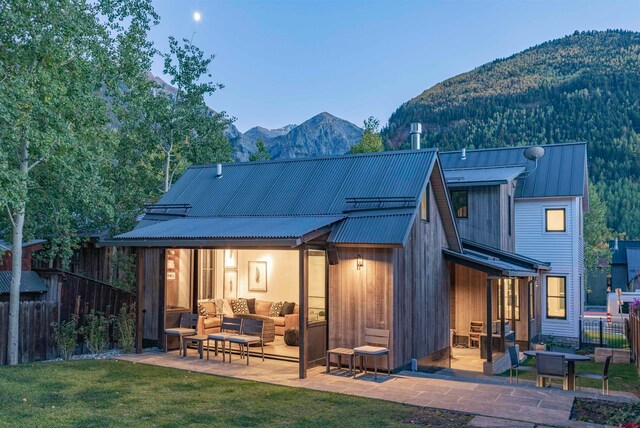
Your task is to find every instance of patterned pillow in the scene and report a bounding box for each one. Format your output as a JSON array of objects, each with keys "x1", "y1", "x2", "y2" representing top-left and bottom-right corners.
[
  {"x1": 197, "y1": 302, "x2": 209, "y2": 318},
  {"x1": 269, "y1": 301, "x2": 284, "y2": 317},
  {"x1": 231, "y1": 298, "x2": 250, "y2": 314}
]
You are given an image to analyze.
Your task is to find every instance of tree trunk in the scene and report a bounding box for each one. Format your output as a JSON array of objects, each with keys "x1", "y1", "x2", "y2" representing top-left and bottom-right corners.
[
  {"x1": 7, "y1": 140, "x2": 29, "y2": 365},
  {"x1": 163, "y1": 146, "x2": 171, "y2": 193}
]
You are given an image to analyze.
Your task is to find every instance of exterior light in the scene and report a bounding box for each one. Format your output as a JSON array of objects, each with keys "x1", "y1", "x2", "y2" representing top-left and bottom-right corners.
[{"x1": 355, "y1": 254, "x2": 363, "y2": 270}]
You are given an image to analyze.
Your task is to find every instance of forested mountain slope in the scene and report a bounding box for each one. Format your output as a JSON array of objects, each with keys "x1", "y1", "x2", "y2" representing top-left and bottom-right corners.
[{"x1": 383, "y1": 30, "x2": 640, "y2": 237}]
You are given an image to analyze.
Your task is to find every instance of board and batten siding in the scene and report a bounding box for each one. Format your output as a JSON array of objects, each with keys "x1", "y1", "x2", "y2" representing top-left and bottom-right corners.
[
  {"x1": 515, "y1": 197, "x2": 583, "y2": 339},
  {"x1": 453, "y1": 183, "x2": 515, "y2": 252},
  {"x1": 137, "y1": 248, "x2": 164, "y2": 345},
  {"x1": 392, "y1": 174, "x2": 451, "y2": 368}
]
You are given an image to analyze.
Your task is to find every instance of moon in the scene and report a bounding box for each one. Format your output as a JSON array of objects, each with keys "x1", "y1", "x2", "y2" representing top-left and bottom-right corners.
[{"x1": 193, "y1": 11, "x2": 202, "y2": 22}]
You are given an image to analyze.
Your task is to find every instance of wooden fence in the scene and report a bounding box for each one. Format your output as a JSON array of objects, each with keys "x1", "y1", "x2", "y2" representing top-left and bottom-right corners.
[
  {"x1": 630, "y1": 313, "x2": 640, "y2": 374},
  {"x1": 1, "y1": 270, "x2": 135, "y2": 365},
  {"x1": 0, "y1": 301, "x2": 59, "y2": 365}
]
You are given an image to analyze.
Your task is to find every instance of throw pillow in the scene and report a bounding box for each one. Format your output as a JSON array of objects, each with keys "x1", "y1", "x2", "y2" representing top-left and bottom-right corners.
[
  {"x1": 197, "y1": 302, "x2": 209, "y2": 318},
  {"x1": 280, "y1": 301, "x2": 296, "y2": 316},
  {"x1": 231, "y1": 298, "x2": 250, "y2": 315},
  {"x1": 269, "y1": 301, "x2": 284, "y2": 317},
  {"x1": 246, "y1": 298, "x2": 256, "y2": 314}
]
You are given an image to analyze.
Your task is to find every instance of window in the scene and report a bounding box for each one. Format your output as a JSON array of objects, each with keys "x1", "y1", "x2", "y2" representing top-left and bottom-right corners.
[
  {"x1": 198, "y1": 250, "x2": 215, "y2": 300},
  {"x1": 498, "y1": 279, "x2": 520, "y2": 320},
  {"x1": 528, "y1": 280, "x2": 535, "y2": 321},
  {"x1": 546, "y1": 276, "x2": 566, "y2": 319},
  {"x1": 451, "y1": 190, "x2": 468, "y2": 218},
  {"x1": 165, "y1": 249, "x2": 193, "y2": 311},
  {"x1": 545, "y1": 208, "x2": 566, "y2": 232},
  {"x1": 421, "y1": 184, "x2": 430, "y2": 222},
  {"x1": 308, "y1": 250, "x2": 327, "y2": 323}
]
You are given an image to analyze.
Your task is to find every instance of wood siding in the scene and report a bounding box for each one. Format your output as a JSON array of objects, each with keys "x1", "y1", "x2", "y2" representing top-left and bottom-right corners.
[
  {"x1": 392, "y1": 173, "x2": 451, "y2": 368},
  {"x1": 453, "y1": 184, "x2": 514, "y2": 252},
  {"x1": 328, "y1": 247, "x2": 394, "y2": 363},
  {"x1": 138, "y1": 248, "x2": 164, "y2": 343},
  {"x1": 451, "y1": 264, "x2": 488, "y2": 337}
]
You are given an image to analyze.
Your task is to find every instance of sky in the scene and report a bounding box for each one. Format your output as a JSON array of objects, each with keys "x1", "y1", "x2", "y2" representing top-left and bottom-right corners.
[{"x1": 148, "y1": 0, "x2": 640, "y2": 132}]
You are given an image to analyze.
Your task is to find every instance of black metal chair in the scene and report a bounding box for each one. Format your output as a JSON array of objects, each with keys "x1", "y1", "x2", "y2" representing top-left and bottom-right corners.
[
  {"x1": 207, "y1": 317, "x2": 242, "y2": 362},
  {"x1": 508, "y1": 345, "x2": 536, "y2": 384},
  {"x1": 536, "y1": 352, "x2": 567, "y2": 389},
  {"x1": 164, "y1": 313, "x2": 199, "y2": 353},
  {"x1": 576, "y1": 355, "x2": 611, "y2": 395}
]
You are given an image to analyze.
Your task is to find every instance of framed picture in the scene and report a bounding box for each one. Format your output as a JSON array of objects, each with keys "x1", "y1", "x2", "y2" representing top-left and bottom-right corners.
[
  {"x1": 166, "y1": 271, "x2": 176, "y2": 281},
  {"x1": 223, "y1": 270, "x2": 238, "y2": 299},
  {"x1": 224, "y1": 249, "x2": 238, "y2": 269},
  {"x1": 248, "y1": 261, "x2": 267, "y2": 292}
]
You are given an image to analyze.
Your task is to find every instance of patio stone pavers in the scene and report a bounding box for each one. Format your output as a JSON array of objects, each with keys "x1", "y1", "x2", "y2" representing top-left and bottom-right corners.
[{"x1": 116, "y1": 351, "x2": 636, "y2": 427}]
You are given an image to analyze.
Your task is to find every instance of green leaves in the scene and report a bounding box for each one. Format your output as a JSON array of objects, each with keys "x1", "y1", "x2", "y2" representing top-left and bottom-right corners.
[
  {"x1": 249, "y1": 140, "x2": 271, "y2": 161},
  {"x1": 350, "y1": 116, "x2": 383, "y2": 154}
]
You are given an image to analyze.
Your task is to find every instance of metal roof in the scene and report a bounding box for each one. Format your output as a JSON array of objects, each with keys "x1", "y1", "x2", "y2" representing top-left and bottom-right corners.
[
  {"x1": 440, "y1": 143, "x2": 588, "y2": 202},
  {"x1": 610, "y1": 240, "x2": 640, "y2": 264},
  {"x1": 461, "y1": 240, "x2": 551, "y2": 271},
  {"x1": 444, "y1": 166, "x2": 525, "y2": 187},
  {"x1": 328, "y1": 212, "x2": 414, "y2": 245},
  {"x1": 0, "y1": 271, "x2": 48, "y2": 294},
  {"x1": 0, "y1": 239, "x2": 47, "y2": 252},
  {"x1": 443, "y1": 249, "x2": 538, "y2": 278},
  {"x1": 114, "y1": 150, "x2": 462, "y2": 249},
  {"x1": 626, "y1": 248, "x2": 640, "y2": 283},
  {"x1": 117, "y1": 216, "x2": 343, "y2": 240}
]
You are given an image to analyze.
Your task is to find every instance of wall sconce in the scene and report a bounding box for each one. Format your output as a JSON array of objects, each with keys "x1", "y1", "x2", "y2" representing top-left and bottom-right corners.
[{"x1": 355, "y1": 254, "x2": 364, "y2": 270}]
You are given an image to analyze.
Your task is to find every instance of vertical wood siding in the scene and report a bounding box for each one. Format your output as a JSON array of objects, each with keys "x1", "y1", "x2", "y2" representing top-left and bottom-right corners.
[{"x1": 138, "y1": 248, "x2": 163, "y2": 343}]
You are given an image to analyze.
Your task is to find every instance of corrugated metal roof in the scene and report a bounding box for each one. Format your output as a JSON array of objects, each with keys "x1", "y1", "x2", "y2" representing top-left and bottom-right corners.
[
  {"x1": 328, "y1": 212, "x2": 414, "y2": 245},
  {"x1": 156, "y1": 150, "x2": 437, "y2": 217},
  {"x1": 117, "y1": 216, "x2": 344, "y2": 240},
  {"x1": 0, "y1": 239, "x2": 47, "y2": 251},
  {"x1": 444, "y1": 166, "x2": 525, "y2": 187},
  {"x1": 0, "y1": 271, "x2": 48, "y2": 294},
  {"x1": 440, "y1": 143, "x2": 588, "y2": 199},
  {"x1": 461, "y1": 240, "x2": 551, "y2": 271},
  {"x1": 443, "y1": 249, "x2": 538, "y2": 277}
]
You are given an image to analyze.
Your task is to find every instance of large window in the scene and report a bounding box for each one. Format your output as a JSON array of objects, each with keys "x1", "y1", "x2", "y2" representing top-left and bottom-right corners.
[
  {"x1": 451, "y1": 190, "x2": 468, "y2": 218},
  {"x1": 545, "y1": 208, "x2": 566, "y2": 232},
  {"x1": 546, "y1": 276, "x2": 566, "y2": 319},
  {"x1": 198, "y1": 250, "x2": 215, "y2": 300},
  {"x1": 308, "y1": 250, "x2": 326, "y2": 323},
  {"x1": 421, "y1": 184, "x2": 430, "y2": 222},
  {"x1": 498, "y1": 279, "x2": 520, "y2": 320},
  {"x1": 165, "y1": 249, "x2": 193, "y2": 310}
]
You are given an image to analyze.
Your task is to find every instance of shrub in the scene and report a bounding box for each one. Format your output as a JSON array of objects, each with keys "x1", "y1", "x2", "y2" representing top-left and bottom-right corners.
[
  {"x1": 51, "y1": 315, "x2": 79, "y2": 360},
  {"x1": 80, "y1": 311, "x2": 112, "y2": 355},
  {"x1": 115, "y1": 304, "x2": 136, "y2": 353}
]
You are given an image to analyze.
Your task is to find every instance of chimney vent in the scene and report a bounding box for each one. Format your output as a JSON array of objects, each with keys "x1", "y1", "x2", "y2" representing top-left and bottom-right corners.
[
  {"x1": 614, "y1": 237, "x2": 619, "y2": 251},
  {"x1": 410, "y1": 123, "x2": 422, "y2": 150},
  {"x1": 461, "y1": 148, "x2": 466, "y2": 160},
  {"x1": 216, "y1": 163, "x2": 223, "y2": 178}
]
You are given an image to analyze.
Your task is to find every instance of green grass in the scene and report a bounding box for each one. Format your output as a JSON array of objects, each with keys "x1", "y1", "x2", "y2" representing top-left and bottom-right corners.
[
  {"x1": 0, "y1": 360, "x2": 463, "y2": 427},
  {"x1": 499, "y1": 358, "x2": 639, "y2": 395},
  {"x1": 582, "y1": 331, "x2": 629, "y2": 349}
]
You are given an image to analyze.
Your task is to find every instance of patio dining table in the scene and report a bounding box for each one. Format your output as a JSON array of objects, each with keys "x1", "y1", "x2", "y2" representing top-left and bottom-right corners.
[{"x1": 523, "y1": 350, "x2": 590, "y2": 390}]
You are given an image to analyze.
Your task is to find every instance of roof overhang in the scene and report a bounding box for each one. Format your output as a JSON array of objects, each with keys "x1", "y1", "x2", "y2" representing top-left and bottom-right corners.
[
  {"x1": 461, "y1": 239, "x2": 551, "y2": 271},
  {"x1": 445, "y1": 166, "x2": 526, "y2": 188},
  {"x1": 443, "y1": 249, "x2": 538, "y2": 278}
]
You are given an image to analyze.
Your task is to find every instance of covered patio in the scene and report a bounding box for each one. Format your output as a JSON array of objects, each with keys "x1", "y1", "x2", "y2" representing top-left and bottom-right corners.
[{"x1": 444, "y1": 240, "x2": 551, "y2": 375}]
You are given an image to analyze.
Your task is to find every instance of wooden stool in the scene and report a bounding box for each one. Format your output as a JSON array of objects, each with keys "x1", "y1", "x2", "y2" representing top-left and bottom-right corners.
[
  {"x1": 182, "y1": 335, "x2": 208, "y2": 359},
  {"x1": 326, "y1": 348, "x2": 355, "y2": 375}
]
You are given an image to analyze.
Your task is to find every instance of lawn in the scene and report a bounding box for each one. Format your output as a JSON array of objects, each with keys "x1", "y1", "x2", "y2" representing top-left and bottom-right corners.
[
  {"x1": 581, "y1": 330, "x2": 629, "y2": 349},
  {"x1": 499, "y1": 357, "x2": 640, "y2": 395},
  {"x1": 0, "y1": 360, "x2": 472, "y2": 427}
]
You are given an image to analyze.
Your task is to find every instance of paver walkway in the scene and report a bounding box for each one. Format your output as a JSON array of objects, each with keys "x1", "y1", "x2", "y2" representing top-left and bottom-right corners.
[{"x1": 117, "y1": 350, "x2": 637, "y2": 427}]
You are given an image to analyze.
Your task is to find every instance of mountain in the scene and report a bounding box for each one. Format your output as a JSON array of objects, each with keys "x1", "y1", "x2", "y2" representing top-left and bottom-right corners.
[
  {"x1": 383, "y1": 30, "x2": 640, "y2": 237},
  {"x1": 234, "y1": 112, "x2": 363, "y2": 161}
]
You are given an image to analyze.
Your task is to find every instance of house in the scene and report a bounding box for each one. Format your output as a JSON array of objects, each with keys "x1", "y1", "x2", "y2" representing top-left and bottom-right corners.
[
  {"x1": 440, "y1": 142, "x2": 589, "y2": 347},
  {"x1": 0, "y1": 239, "x2": 48, "y2": 301},
  {"x1": 110, "y1": 145, "x2": 553, "y2": 377},
  {"x1": 609, "y1": 239, "x2": 640, "y2": 292}
]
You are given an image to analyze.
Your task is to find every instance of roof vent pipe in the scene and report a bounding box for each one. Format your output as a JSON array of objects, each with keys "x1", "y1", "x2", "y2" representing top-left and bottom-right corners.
[
  {"x1": 614, "y1": 237, "x2": 619, "y2": 251},
  {"x1": 461, "y1": 148, "x2": 466, "y2": 160},
  {"x1": 216, "y1": 163, "x2": 222, "y2": 178},
  {"x1": 410, "y1": 123, "x2": 422, "y2": 150}
]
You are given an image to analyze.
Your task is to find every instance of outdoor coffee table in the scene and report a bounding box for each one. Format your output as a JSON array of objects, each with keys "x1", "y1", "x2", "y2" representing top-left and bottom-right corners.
[
  {"x1": 523, "y1": 350, "x2": 590, "y2": 390},
  {"x1": 326, "y1": 348, "x2": 355, "y2": 375},
  {"x1": 182, "y1": 335, "x2": 209, "y2": 359}
]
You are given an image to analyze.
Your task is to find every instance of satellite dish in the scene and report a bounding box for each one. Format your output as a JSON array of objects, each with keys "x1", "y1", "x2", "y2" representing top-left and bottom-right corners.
[{"x1": 524, "y1": 146, "x2": 546, "y2": 161}]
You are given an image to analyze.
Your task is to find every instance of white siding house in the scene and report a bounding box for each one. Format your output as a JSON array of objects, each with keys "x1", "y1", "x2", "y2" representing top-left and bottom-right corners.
[{"x1": 516, "y1": 197, "x2": 584, "y2": 343}]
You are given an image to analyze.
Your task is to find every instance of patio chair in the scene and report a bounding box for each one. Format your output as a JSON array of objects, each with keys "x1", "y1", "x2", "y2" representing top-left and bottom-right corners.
[
  {"x1": 469, "y1": 321, "x2": 483, "y2": 348},
  {"x1": 508, "y1": 345, "x2": 535, "y2": 384},
  {"x1": 207, "y1": 317, "x2": 242, "y2": 362},
  {"x1": 536, "y1": 352, "x2": 567, "y2": 389},
  {"x1": 353, "y1": 328, "x2": 390, "y2": 380},
  {"x1": 576, "y1": 355, "x2": 611, "y2": 395},
  {"x1": 164, "y1": 313, "x2": 199, "y2": 353},
  {"x1": 227, "y1": 318, "x2": 265, "y2": 365}
]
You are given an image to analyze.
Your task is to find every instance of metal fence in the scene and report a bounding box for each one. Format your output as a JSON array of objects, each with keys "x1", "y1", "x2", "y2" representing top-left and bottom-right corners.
[{"x1": 579, "y1": 317, "x2": 629, "y2": 349}]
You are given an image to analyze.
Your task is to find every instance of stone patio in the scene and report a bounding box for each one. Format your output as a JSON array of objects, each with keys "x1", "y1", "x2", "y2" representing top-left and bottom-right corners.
[{"x1": 117, "y1": 350, "x2": 637, "y2": 427}]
